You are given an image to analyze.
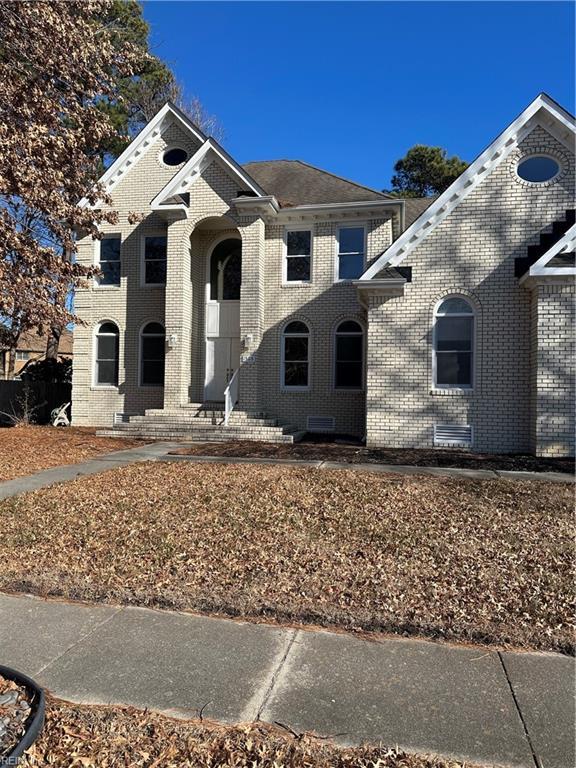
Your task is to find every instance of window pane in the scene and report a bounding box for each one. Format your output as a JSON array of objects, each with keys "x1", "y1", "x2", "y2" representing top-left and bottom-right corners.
[
  {"x1": 100, "y1": 260, "x2": 120, "y2": 286},
  {"x1": 284, "y1": 336, "x2": 308, "y2": 361},
  {"x1": 145, "y1": 236, "x2": 167, "y2": 261},
  {"x1": 222, "y1": 251, "x2": 242, "y2": 300},
  {"x1": 287, "y1": 231, "x2": 311, "y2": 256},
  {"x1": 287, "y1": 256, "x2": 311, "y2": 282},
  {"x1": 98, "y1": 335, "x2": 117, "y2": 359},
  {"x1": 101, "y1": 237, "x2": 120, "y2": 260},
  {"x1": 97, "y1": 360, "x2": 117, "y2": 385},
  {"x1": 336, "y1": 361, "x2": 362, "y2": 388},
  {"x1": 436, "y1": 317, "x2": 472, "y2": 351},
  {"x1": 337, "y1": 320, "x2": 361, "y2": 333},
  {"x1": 142, "y1": 323, "x2": 164, "y2": 335},
  {"x1": 284, "y1": 362, "x2": 308, "y2": 387},
  {"x1": 436, "y1": 352, "x2": 471, "y2": 386},
  {"x1": 284, "y1": 321, "x2": 308, "y2": 335},
  {"x1": 337, "y1": 335, "x2": 362, "y2": 362},
  {"x1": 437, "y1": 297, "x2": 473, "y2": 315},
  {"x1": 145, "y1": 260, "x2": 167, "y2": 284},
  {"x1": 99, "y1": 322, "x2": 118, "y2": 334},
  {"x1": 338, "y1": 253, "x2": 364, "y2": 280},
  {"x1": 142, "y1": 359, "x2": 165, "y2": 386},
  {"x1": 517, "y1": 156, "x2": 559, "y2": 183},
  {"x1": 339, "y1": 227, "x2": 364, "y2": 254},
  {"x1": 142, "y1": 336, "x2": 165, "y2": 358}
]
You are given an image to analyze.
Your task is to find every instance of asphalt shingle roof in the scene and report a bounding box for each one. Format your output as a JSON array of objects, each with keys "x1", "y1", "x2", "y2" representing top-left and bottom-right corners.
[{"x1": 242, "y1": 160, "x2": 390, "y2": 207}]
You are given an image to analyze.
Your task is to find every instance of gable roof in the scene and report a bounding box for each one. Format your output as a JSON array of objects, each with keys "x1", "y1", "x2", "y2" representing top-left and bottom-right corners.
[
  {"x1": 361, "y1": 93, "x2": 576, "y2": 280},
  {"x1": 79, "y1": 102, "x2": 208, "y2": 209},
  {"x1": 243, "y1": 160, "x2": 390, "y2": 207},
  {"x1": 1, "y1": 328, "x2": 73, "y2": 355},
  {"x1": 151, "y1": 138, "x2": 268, "y2": 211},
  {"x1": 522, "y1": 223, "x2": 576, "y2": 279}
]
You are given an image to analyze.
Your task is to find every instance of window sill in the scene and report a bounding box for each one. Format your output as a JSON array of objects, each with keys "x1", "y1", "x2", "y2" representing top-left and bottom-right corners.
[
  {"x1": 94, "y1": 285, "x2": 121, "y2": 290},
  {"x1": 140, "y1": 284, "x2": 166, "y2": 289},
  {"x1": 334, "y1": 388, "x2": 364, "y2": 394},
  {"x1": 91, "y1": 385, "x2": 119, "y2": 391},
  {"x1": 430, "y1": 388, "x2": 474, "y2": 396},
  {"x1": 280, "y1": 387, "x2": 310, "y2": 393},
  {"x1": 281, "y1": 281, "x2": 312, "y2": 287},
  {"x1": 139, "y1": 384, "x2": 165, "y2": 389}
]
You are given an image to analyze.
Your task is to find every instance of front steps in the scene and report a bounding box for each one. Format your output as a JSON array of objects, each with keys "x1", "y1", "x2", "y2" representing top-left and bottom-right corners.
[{"x1": 97, "y1": 403, "x2": 305, "y2": 444}]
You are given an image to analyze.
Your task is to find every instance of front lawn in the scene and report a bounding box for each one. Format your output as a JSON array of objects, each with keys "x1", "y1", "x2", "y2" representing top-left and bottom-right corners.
[
  {"x1": 0, "y1": 426, "x2": 146, "y2": 482},
  {"x1": 22, "y1": 696, "x2": 466, "y2": 768},
  {"x1": 0, "y1": 462, "x2": 573, "y2": 652}
]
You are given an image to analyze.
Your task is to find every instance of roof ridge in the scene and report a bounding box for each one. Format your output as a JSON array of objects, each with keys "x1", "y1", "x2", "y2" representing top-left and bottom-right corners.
[{"x1": 243, "y1": 159, "x2": 391, "y2": 199}]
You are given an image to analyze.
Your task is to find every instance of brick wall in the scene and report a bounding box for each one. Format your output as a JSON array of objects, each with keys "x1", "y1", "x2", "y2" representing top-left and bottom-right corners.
[{"x1": 366, "y1": 124, "x2": 575, "y2": 453}]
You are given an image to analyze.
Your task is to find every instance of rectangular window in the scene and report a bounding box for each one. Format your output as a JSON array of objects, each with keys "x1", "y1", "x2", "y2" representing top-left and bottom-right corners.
[
  {"x1": 285, "y1": 230, "x2": 311, "y2": 282},
  {"x1": 141, "y1": 337, "x2": 165, "y2": 385},
  {"x1": 335, "y1": 337, "x2": 363, "y2": 388},
  {"x1": 98, "y1": 236, "x2": 121, "y2": 286},
  {"x1": 144, "y1": 236, "x2": 167, "y2": 285},
  {"x1": 435, "y1": 316, "x2": 473, "y2": 387},
  {"x1": 337, "y1": 226, "x2": 365, "y2": 280},
  {"x1": 15, "y1": 351, "x2": 30, "y2": 361}
]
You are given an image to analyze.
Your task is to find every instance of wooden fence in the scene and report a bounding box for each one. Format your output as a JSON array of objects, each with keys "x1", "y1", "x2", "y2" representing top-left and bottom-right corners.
[{"x1": 0, "y1": 381, "x2": 72, "y2": 425}]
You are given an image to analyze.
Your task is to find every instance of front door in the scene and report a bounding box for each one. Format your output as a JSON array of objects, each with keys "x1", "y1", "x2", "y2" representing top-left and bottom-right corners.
[
  {"x1": 204, "y1": 238, "x2": 242, "y2": 402},
  {"x1": 205, "y1": 336, "x2": 240, "y2": 401}
]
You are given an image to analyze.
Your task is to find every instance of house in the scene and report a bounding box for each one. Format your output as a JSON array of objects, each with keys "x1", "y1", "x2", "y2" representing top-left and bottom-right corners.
[
  {"x1": 0, "y1": 329, "x2": 73, "y2": 379},
  {"x1": 72, "y1": 93, "x2": 575, "y2": 457}
]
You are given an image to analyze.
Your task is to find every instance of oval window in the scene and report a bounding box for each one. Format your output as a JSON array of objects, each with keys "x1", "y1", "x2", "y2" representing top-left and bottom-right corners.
[
  {"x1": 517, "y1": 156, "x2": 560, "y2": 183},
  {"x1": 162, "y1": 147, "x2": 188, "y2": 166}
]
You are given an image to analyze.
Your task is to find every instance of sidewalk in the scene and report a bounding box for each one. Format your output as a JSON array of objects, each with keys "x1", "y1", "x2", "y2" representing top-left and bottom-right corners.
[
  {"x1": 0, "y1": 442, "x2": 572, "y2": 501},
  {"x1": 1, "y1": 593, "x2": 574, "y2": 768}
]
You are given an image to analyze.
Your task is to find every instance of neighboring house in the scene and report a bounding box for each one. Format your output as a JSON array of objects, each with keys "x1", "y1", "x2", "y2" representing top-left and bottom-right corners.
[
  {"x1": 0, "y1": 329, "x2": 73, "y2": 379},
  {"x1": 72, "y1": 93, "x2": 575, "y2": 457}
]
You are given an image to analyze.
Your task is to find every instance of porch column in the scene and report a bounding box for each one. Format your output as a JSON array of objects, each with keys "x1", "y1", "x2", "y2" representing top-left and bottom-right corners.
[
  {"x1": 163, "y1": 217, "x2": 192, "y2": 410},
  {"x1": 237, "y1": 216, "x2": 265, "y2": 412}
]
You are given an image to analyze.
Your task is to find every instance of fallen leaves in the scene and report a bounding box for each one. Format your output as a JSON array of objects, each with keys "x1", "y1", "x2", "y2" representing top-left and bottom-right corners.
[
  {"x1": 0, "y1": 462, "x2": 573, "y2": 653},
  {"x1": 22, "y1": 696, "x2": 468, "y2": 768},
  {"x1": 0, "y1": 426, "x2": 145, "y2": 482}
]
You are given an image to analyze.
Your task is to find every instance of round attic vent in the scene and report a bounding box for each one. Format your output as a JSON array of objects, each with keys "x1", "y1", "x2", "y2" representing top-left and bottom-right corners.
[
  {"x1": 517, "y1": 155, "x2": 560, "y2": 183},
  {"x1": 162, "y1": 147, "x2": 188, "y2": 166}
]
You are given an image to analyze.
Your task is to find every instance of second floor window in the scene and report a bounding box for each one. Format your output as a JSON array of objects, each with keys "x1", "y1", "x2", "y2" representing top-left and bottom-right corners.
[
  {"x1": 285, "y1": 230, "x2": 311, "y2": 282},
  {"x1": 337, "y1": 226, "x2": 365, "y2": 280},
  {"x1": 144, "y1": 236, "x2": 167, "y2": 285},
  {"x1": 99, "y1": 236, "x2": 121, "y2": 286}
]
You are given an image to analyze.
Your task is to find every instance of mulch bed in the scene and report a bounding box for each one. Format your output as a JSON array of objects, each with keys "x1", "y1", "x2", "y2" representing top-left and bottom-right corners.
[
  {"x1": 21, "y1": 695, "x2": 468, "y2": 768},
  {"x1": 1, "y1": 462, "x2": 572, "y2": 654},
  {"x1": 0, "y1": 425, "x2": 146, "y2": 483},
  {"x1": 0, "y1": 675, "x2": 32, "y2": 761},
  {"x1": 170, "y1": 438, "x2": 575, "y2": 474}
]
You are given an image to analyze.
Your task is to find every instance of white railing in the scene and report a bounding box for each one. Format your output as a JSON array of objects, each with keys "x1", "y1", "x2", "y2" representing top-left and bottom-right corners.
[{"x1": 223, "y1": 368, "x2": 239, "y2": 426}]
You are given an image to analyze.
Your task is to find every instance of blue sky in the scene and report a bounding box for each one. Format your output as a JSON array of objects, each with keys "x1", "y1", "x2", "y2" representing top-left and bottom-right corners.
[{"x1": 143, "y1": 1, "x2": 574, "y2": 191}]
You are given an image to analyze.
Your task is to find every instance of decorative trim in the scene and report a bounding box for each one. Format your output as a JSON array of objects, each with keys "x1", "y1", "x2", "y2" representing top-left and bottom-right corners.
[{"x1": 360, "y1": 93, "x2": 576, "y2": 280}]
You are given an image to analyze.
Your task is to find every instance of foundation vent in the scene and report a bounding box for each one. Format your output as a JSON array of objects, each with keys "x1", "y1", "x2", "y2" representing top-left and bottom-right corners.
[
  {"x1": 434, "y1": 424, "x2": 473, "y2": 448},
  {"x1": 307, "y1": 416, "x2": 336, "y2": 433},
  {"x1": 113, "y1": 412, "x2": 138, "y2": 425}
]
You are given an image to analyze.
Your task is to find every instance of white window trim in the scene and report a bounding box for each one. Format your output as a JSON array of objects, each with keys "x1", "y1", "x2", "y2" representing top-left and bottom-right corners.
[
  {"x1": 333, "y1": 320, "x2": 365, "y2": 392},
  {"x1": 432, "y1": 297, "x2": 475, "y2": 392},
  {"x1": 280, "y1": 320, "x2": 311, "y2": 392},
  {"x1": 140, "y1": 233, "x2": 168, "y2": 288},
  {"x1": 159, "y1": 144, "x2": 189, "y2": 169},
  {"x1": 283, "y1": 227, "x2": 313, "y2": 285},
  {"x1": 515, "y1": 153, "x2": 562, "y2": 186},
  {"x1": 92, "y1": 321, "x2": 120, "y2": 390},
  {"x1": 334, "y1": 223, "x2": 367, "y2": 283},
  {"x1": 93, "y1": 234, "x2": 122, "y2": 289},
  {"x1": 139, "y1": 322, "x2": 166, "y2": 388}
]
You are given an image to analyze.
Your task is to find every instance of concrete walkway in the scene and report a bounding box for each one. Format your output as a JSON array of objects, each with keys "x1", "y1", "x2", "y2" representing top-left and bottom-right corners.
[
  {"x1": 0, "y1": 442, "x2": 572, "y2": 501},
  {"x1": 1, "y1": 593, "x2": 573, "y2": 768}
]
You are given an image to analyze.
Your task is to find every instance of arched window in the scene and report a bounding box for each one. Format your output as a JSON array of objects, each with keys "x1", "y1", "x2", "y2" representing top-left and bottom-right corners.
[
  {"x1": 140, "y1": 322, "x2": 165, "y2": 387},
  {"x1": 334, "y1": 320, "x2": 364, "y2": 389},
  {"x1": 210, "y1": 238, "x2": 242, "y2": 300},
  {"x1": 95, "y1": 322, "x2": 119, "y2": 386},
  {"x1": 433, "y1": 297, "x2": 474, "y2": 389},
  {"x1": 281, "y1": 320, "x2": 310, "y2": 389}
]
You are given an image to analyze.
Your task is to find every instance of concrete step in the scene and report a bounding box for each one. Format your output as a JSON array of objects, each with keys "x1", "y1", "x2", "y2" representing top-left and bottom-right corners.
[
  {"x1": 130, "y1": 415, "x2": 279, "y2": 427},
  {"x1": 116, "y1": 422, "x2": 294, "y2": 436},
  {"x1": 97, "y1": 429, "x2": 300, "y2": 444}
]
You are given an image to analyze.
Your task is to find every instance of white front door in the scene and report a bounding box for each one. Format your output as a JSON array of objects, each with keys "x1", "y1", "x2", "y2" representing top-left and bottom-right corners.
[{"x1": 205, "y1": 336, "x2": 240, "y2": 401}]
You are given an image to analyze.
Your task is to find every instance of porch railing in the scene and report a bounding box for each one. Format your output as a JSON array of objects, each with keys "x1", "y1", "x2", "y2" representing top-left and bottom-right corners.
[{"x1": 223, "y1": 367, "x2": 239, "y2": 426}]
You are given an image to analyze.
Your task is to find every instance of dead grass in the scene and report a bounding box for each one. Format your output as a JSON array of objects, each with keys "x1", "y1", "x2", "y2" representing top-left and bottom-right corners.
[
  {"x1": 0, "y1": 426, "x2": 146, "y2": 482},
  {"x1": 21, "y1": 696, "x2": 470, "y2": 768},
  {"x1": 1, "y1": 462, "x2": 573, "y2": 653}
]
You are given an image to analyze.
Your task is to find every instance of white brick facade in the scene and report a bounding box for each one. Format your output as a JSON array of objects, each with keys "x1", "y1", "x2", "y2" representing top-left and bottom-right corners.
[{"x1": 72, "y1": 101, "x2": 575, "y2": 456}]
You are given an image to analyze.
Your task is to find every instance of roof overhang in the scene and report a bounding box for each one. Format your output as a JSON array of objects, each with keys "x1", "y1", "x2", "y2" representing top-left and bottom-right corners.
[
  {"x1": 353, "y1": 278, "x2": 406, "y2": 304},
  {"x1": 273, "y1": 199, "x2": 403, "y2": 223},
  {"x1": 359, "y1": 93, "x2": 576, "y2": 281}
]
